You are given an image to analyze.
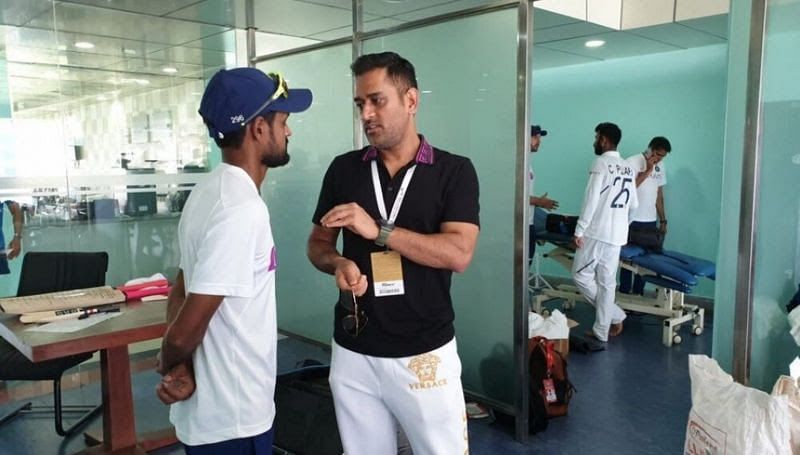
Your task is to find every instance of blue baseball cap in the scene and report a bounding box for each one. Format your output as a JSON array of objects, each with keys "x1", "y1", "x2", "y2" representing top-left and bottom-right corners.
[
  {"x1": 199, "y1": 67, "x2": 313, "y2": 139},
  {"x1": 531, "y1": 125, "x2": 548, "y2": 136}
]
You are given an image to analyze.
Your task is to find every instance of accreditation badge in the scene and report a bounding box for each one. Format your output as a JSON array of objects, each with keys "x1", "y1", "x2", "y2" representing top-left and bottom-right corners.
[{"x1": 370, "y1": 250, "x2": 405, "y2": 297}]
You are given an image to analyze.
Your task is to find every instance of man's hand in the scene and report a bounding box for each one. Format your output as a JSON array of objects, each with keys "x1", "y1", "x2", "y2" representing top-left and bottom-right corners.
[
  {"x1": 156, "y1": 362, "x2": 195, "y2": 405},
  {"x1": 659, "y1": 221, "x2": 668, "y2": 235},
  {"x1": 334, "y1": 258, "x2": 368, "y2": 297},
  {"x1": 6, "y1": 237, "x2": 20, "y2": 260},
  {"x1": 573, "y1": 236, "x2": 584, "y2": 249},
  {"x1": 320, "y1": 203, "x2": 380, "y2": 241},
  {"x1": 644, "y1": 153, "x2": 659, "y2": 173},
  {"x1": 536, "y1": 193, "x2": 560, "y2": 211}
]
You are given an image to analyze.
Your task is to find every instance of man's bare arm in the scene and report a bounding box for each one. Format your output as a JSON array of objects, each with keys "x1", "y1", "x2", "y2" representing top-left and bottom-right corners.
[
  {"x1": 159, "y1": 292, "x2": 223, "y2": 374},
  {"x1": 166, "y1": 270, "x2": 185, "y2": 324},
  {"x1": 384, "y1": 222, "x2": 479, "y2": 273},
  {"x1": 307, "y1": 224, "x2": 368, "y2": 296}
]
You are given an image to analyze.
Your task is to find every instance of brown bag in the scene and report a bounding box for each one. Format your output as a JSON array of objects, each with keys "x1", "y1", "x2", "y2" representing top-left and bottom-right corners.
[{"x1": 528, "y1": 337, "x2": 575, "y2": 420}]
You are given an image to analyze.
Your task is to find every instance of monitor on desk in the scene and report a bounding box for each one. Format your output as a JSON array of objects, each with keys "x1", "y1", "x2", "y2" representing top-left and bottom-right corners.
[{"x1": 125, "y1": 168, "x2": 157, "y2": 216}]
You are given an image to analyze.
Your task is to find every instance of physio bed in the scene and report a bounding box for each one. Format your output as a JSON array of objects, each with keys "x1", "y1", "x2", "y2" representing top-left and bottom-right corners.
[{"x1": 530, "y1": 210, "x2": 714, "y2": 347}]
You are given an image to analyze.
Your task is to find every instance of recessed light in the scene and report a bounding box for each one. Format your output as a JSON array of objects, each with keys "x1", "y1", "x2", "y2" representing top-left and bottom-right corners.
[
  {"x1": 75, "y1": 41, "x2": 95, "y2": 49},
  {"x1": 162, "y1": 67, "x2": 178, "y2": 74},
  {"x1": 421, "y1": 90, "x2": 432, "y2": 94},
  {"x1": 585, "y1": 39, "x2": 606, "y2": 48},
  {"x1": 97, "y1": 95, "x2": 107, "y2": 101},
  {"x1": 57, "y1": 44, "x2": 67, "y2": 51},
  {"x1": 123, "y1": 48, "x2": 137, "y2": 55}
]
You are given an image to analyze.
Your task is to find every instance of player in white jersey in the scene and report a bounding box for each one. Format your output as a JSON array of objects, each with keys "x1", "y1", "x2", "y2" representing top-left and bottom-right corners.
[
  {"x1": 620, "y1": 136, "x2": 671, "y2": 294},
  {"x1": 573, "y1": 122, "x2": 638, "y2": 342},
  {"x1": 619, "y1": 136, "x2": 672, "y2": 295},
  {"x1": 156, "y1": 68, "x2": 312, "y2": 454}
]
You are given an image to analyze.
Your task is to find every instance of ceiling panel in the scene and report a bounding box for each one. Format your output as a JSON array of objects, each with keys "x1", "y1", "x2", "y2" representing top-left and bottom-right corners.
[
  {"x1": 250, "y1": 0, "x2": 353, "y2": 38},
  {"x1": 392, "y1": 0, "x2": 500, "y2": 22},
  {"x1": 180, "y1": 31, "x2": 237, "y2": 53},
  {"x1": 166, "y1": 0, "x2": 246, "y2": 28},
  {"x1": 6, "y1": 26, "x2": 177, "y2": 64},
  {"x1": 532, "y1": 45, "x2": 600, "y2": 70},
  {"x1": 534, "y1": 20, "x2": 612, "y2": 44},
  {"x1": 628, "y1": 22, "x2": 727, "y2": 49},
  {"x1": 0, "y1": 0, "x2": 52, "y2": 27},
  {"x1": 102, "y1": 58, "x2": 207, "y2": 79},
  {"x1": 538, "y1": 31, "x2": 681, "y2": 61},
  {"x1": 678, "y1": 14, "x2": 729, "y2": 39},
  {"x1": 308, "y1": 17, "x2": 405, "y2": 41},
  {"x1": 146, "y1": 45, "x2": 230, "y2": 67},
  {"x1": 26, "y1": 2, "x2": 231, "y2": 46},
  {"x1": 363, "y1": 0, "x2": 466, "y2": 18},
  {"x1": 60, "y1": 0, "x2": 204, "y2": 17},
  {"x1": 533, "y1": 7, "x2": 584, "y2": 29},
  {"x1": 254, "y1": 31, "x2": 319, "y2": 55}
]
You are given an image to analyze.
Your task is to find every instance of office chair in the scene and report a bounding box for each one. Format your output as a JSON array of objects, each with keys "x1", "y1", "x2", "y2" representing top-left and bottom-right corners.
[{"x1": 0, "y1": 252, "x2": 108, "y2": 436}]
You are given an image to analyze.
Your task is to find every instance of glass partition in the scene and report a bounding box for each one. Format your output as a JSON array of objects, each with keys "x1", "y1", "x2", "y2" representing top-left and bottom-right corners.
[
  {"x1": 748, "y1": 0, "x2": 800, "y2": 390},
  {"x1": 364, "y1": 8, "x2": 518, "y2": 404},
  {"x1": 256, "y1": 44, "x2": 354, "y2": 343},
  {"x1": 0, "y1": 2, "x2": 235, "y2": 297}
]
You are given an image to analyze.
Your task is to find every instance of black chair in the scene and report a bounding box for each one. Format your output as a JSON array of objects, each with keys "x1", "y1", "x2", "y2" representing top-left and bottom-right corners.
[{"x1": 0, "y1": 252, "x2": 108, "y2": 436}]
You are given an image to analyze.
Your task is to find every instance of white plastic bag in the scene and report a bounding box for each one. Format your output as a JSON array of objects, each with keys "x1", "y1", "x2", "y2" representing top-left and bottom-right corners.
[
  {"x1": 772, "y1": 374, "x2": 800, "y2": 455},
  {"x1": 528, "y1": 309, "x2": 569, "y2": 339},
  {"x1": 685, "y1": 355, "x2": 791, "y2": 455}
]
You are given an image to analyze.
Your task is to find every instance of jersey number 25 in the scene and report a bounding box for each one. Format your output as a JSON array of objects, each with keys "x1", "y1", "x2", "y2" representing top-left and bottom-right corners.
[{"x1": 610, "y1": 177, "x2": 632, "y2": 209}]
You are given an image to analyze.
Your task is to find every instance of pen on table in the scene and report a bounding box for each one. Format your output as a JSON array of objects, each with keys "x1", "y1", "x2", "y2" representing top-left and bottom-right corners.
[{"x1": 78, "y1": 307, "x2": 121, "y2": 320}]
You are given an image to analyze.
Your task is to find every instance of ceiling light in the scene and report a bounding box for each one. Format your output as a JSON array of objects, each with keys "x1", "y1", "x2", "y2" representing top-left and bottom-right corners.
[
  {"x1": 421, "y1": 90, "x2": 432, "y2": 94},
  {"x1": 97, "y1": 95, "x2": 107, "y2": 101},
  {"x1": 123, "y1": 48, "x2": 137, "y2": 55},
  {"x1": 75, "y1": 41, "x2": 95, "y2": 49},
  {"x1": 162, "y1": 67, "x2": 178, "y2": 74},
  {"x1": 585, "y1": 39, "x2": 606, "y2": 48},
  {"x1": 57, "y1": 44, "x2": 67, "y2": 51}
]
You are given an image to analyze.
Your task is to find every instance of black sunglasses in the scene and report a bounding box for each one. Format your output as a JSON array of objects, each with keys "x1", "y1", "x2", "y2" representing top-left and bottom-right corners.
[{"x1": 340, "y1": 290, "x2": 367, "y2": 337}]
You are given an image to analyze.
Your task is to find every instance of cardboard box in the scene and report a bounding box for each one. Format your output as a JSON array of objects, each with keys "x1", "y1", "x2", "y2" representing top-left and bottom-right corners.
[{"x1": 529, "y1": 315, "x2": 578, "y2": 359}]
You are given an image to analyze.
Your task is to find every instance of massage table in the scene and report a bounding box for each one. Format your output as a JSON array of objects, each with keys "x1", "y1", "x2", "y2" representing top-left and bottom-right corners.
[{"x1": 530, "y1": 229, "x2": 714, "y2": 347}]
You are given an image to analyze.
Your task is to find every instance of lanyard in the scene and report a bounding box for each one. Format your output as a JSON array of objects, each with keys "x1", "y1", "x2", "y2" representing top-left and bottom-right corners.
[{"x1": 371, "y1": 160, "x2": 416, "y2": 224}]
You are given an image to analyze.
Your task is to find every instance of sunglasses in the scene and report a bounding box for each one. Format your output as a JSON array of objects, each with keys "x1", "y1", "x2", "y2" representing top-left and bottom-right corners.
[
  {"x1": 240, "y1": 72, "x2": 289, "y2": 127},
  {"x1": 341, "y1": 290, "x2": 368, "y2": 337}
]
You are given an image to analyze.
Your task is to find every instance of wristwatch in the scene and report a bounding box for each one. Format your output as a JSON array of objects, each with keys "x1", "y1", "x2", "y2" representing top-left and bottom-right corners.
[{"x1": 375, "y1": 219, "x2": 395, "y2": 247}]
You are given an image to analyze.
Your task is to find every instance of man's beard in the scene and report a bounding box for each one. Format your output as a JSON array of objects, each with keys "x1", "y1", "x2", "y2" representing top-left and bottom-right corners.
[
  {"x1": 593, "y1": 143, "x2": 603, "y2": 155},
  {"x1": 262, "y1": 140, "x2": 290, "y2": 168}
]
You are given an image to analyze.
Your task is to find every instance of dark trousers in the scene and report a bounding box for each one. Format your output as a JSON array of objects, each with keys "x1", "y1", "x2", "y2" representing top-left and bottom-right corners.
[
  {"x1": 528, "y1": 224, "x2": 537, "y2": 267},
  {"x1": 619, "y1": 221, "x2": 658, "y2": 295},
  {"x1": 184, "y1": 428, "x2": 274, "y2": 455}
]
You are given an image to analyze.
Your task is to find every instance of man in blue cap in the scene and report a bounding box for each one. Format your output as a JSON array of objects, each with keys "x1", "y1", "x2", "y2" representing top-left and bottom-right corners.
[{"x1": 156, "y1": 67, "x2": 312, "y2": 454}]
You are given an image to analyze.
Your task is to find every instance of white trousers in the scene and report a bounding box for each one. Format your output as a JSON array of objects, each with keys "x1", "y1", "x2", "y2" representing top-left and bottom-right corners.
[
  {"x1": 329, "y1": 338, "x2": 469, "y2": 455},
  {"x1": 572, "y1": 237, "x2": 626, "y2": 341}
]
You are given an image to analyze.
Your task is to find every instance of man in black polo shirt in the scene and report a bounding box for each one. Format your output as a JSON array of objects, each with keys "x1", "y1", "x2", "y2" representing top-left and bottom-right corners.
[{"x1": 307, "y1": 52, "x2": 480, "y2": 455}]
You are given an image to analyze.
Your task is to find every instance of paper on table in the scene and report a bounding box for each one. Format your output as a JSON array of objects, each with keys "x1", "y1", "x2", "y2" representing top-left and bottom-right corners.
[{"x1": 25, "y1": 312, "x2": 122, "y2": 333}]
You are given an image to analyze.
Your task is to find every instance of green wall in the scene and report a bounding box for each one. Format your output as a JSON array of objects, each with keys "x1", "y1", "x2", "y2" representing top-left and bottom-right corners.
[{"x1": 532, "y1": 44, "x2": 728, "y2": 299}]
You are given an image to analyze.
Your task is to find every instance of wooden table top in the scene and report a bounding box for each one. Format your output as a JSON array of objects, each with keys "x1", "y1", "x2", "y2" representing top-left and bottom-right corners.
[{"x1": 0, "y1": 300, "x2": 167, "y2": 362}]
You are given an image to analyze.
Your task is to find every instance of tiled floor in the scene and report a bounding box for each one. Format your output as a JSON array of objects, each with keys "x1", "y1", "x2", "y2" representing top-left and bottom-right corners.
[{"x1": 0, "y1": 300, "x2": 710, "y2": 454}]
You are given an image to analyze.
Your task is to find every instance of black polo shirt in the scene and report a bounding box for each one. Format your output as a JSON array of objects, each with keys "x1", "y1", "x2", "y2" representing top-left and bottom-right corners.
[{"x1": 312, "y1": 136, "x2": 480, "y2": 358}]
